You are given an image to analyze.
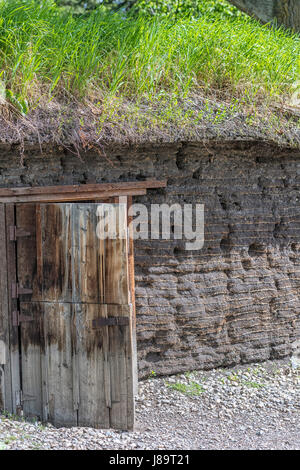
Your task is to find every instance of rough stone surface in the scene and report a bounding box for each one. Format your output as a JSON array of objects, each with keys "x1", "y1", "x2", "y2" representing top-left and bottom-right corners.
[{"x1": 0, "y1": 141, "x2": 300, "y2": 378}]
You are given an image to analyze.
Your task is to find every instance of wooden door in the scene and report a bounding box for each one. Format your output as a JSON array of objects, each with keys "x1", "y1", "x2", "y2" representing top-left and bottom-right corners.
[{"x1": 14, "y1": 202, "x2": 134, "y2": 430}]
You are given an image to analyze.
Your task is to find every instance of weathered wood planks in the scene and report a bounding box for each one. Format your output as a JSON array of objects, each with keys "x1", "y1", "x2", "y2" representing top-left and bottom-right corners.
[
  {"x1": 18, "y1": 302, "x2": 44, "y2": 420},
  {"x1": 75, "y1": 303, "x2": 110, "y2": 428},
  {"x1": 44, "y1": 302, "x2": 77, "y2": 427},
  {"x1": 0, "y1": 180, "x2": 166, "y2": 196},
  {"x1": 0, "y1": 204, "x2": 10, "y2": 412},
  {"x1": 14, "y1": 202, "x2": 135, "y2": 429},
  {"x1": 0, "y1": 180, "x2": 166, "y2": 203},
  {"x1": 127, "y1": 196, "x2": 138, "y2": 397},
  {"x1": 5, "y1": 204, "x2": 20, "y2": 414},
  {"x1": 16, "y1": 204, "x2": 44, "y2": 420}
]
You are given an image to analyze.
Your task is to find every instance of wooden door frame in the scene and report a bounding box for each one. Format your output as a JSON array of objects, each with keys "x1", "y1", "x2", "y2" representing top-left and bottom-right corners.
[
  {"x1": 0, "y1": 180, "x2": 166, "y2": 415},
  {"x1": 0, "y1": 180, "x2": 166, "y2": 203},
  {"x1": 0, "y1": 204, "x2": 21, "y2": 414}
]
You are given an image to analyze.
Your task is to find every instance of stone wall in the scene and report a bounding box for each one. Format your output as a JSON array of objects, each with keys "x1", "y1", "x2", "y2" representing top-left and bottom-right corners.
[{"x1": 1, "y1": 141, "x2": 300, "y2": 377}]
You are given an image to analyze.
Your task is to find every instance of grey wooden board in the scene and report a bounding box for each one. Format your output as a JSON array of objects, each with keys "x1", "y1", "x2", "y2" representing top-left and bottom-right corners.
[
  {"x1": 19, "y1": 302, "x2": 43, "y2": 420},
  {"x1": 0, "y1": 204, "x2": 11, "y2": 411},
  {"x1": 16, "y1": 204, "x2": 42, "y2": 419},
  {"x1": 75, "y1": 303, "x2": 110, "y2": 428},
  {"x1": 43, "y1": 302, "x2": 77, "y2": 427},
  {"x1": 5, "y1": 204, "x2": 20, "y2": 413}
]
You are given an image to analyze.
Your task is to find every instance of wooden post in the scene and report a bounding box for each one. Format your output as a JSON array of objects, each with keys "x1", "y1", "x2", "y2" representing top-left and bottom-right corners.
[
  {"x1": 0, "y1": 204, "x2": 11, "y2": 412},
  {"x1": 127, "y1": 196, "x2": 138, "y2": 397},
  {"x1": 5, "y1": 204, "x2": 21, "y2": 414}
]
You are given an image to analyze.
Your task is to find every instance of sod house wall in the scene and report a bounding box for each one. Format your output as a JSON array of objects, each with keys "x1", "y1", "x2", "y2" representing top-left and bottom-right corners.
[{"x1": 1, "y1": 140, "x2": 300, "y2": 377}]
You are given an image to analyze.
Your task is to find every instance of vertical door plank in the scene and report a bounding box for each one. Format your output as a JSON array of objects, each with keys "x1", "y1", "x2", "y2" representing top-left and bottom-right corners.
[
  {"x1": 71, "y1": 306, "x2": 79, "y2": 418},
  {"x1": 127, "y1": 196, "x2": 138, "y2": 396},
  {"x1": 105, "y1": 204, "x2": 129, "y2": 305},
  {"x1": 41, "y1": 204, "x2": 72, "y2": 303},
  {"x1": 44, "y1": 302, "x2": 77, "y2": 427},
  {"x1": 16, "y1": 204, "x2": 44, "y2": 420},
  {"x1": 98, "y1": 215, "x2": 112, "y2": 413},
  {"x1": 125, "y1": 302, "x2": 135, "y2": 431},
  {"x1": 0, "y1": 204, "x2": 11, "y2": 412},
  {"x1": 35, "y1": 204, "x2": 43, "y2": 301},
  {"x1": 108, "y1": 304, "x2": 134, "y2": 430},
  {"x1": 36, "y1": 204, "x2": 50, "y2": 422},
  {"x1": 76, "y1": 303, "x2": 110, "y2": 428},
  {"x1": 72, "y1": 204, "x2": 102, "y2": 303},
  {"x1": 18, "y1": 302, "x2": 43, "y2": 420},
  {"x1": 16, "y1": 204, "x2": 38, "y2": 299},
  {"x1": 5, "y1": 204, "x2": 20, "y2": 413},
  {"x1": 104, "y1": 204, "x2": 134, "y2": 430}
]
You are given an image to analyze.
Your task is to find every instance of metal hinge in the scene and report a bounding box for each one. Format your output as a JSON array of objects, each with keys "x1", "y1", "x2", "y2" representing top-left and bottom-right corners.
[
  {"x1": 92, "y1": 317, "x2": 130, "y2": 328},
  {"x1": 12, "y1": 310, "x2": 34, "y2": 327},
  {"x1": 9, "y1": 226, "x2": 31, "y2": 242},
  {"x1": 11, "y1": 283, "x2": 33, "y2": 299}
]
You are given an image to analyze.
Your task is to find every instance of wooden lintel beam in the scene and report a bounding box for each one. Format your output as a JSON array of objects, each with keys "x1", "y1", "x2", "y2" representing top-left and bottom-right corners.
[
  {"x1": 0, "y1": 179, "x2": 167, "y2": 200},
  {"x1": 0, "y1": 188, "x2": 147, "y2": 204}
]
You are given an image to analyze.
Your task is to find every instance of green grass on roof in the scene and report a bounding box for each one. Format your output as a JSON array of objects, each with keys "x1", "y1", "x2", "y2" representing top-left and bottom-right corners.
[{"x1": 0, "y1": 0, "x2": 299, "y2": 108}]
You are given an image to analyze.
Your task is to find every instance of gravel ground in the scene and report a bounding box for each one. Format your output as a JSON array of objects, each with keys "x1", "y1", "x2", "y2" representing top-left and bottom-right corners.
[{"x1": 0, "y1": 358, "x2": 299, "y2": 450}]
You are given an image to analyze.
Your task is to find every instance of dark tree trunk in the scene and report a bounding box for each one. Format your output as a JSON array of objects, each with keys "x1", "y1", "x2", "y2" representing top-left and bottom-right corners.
[{"x1": 228, "y1": 0, "x2": 300, "y2": 32}]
